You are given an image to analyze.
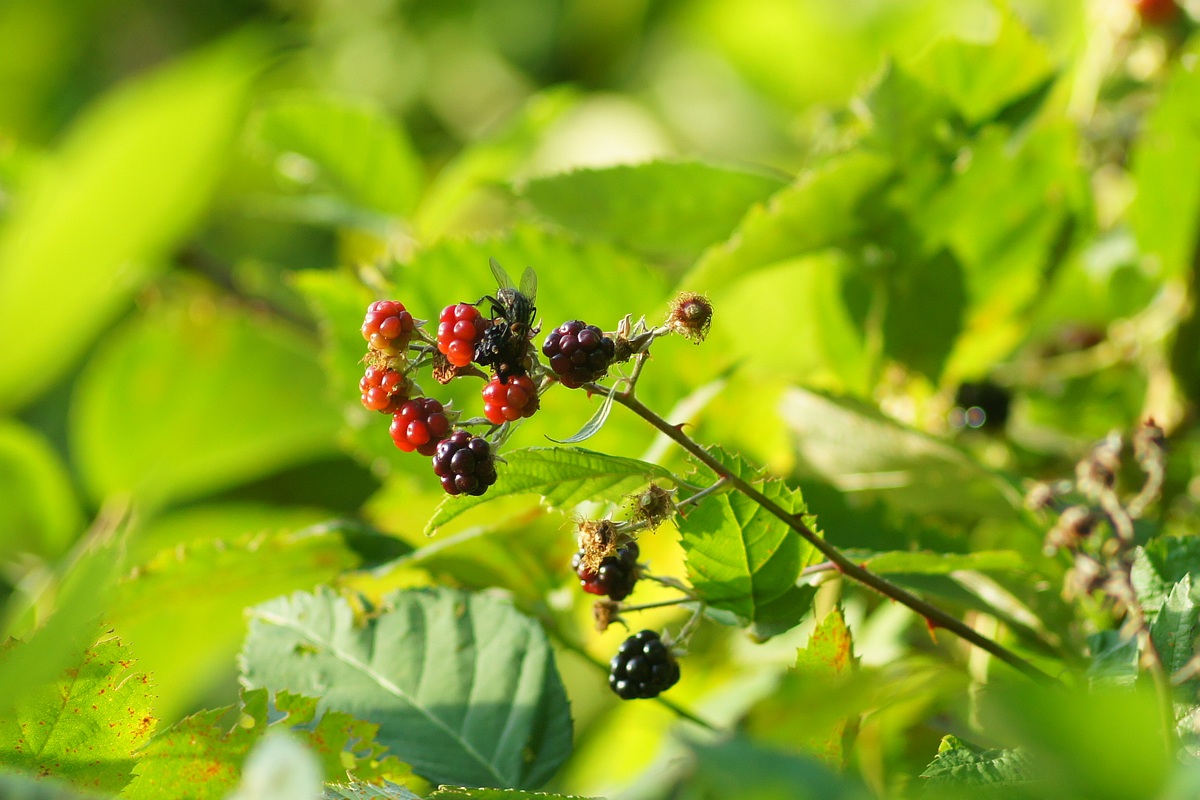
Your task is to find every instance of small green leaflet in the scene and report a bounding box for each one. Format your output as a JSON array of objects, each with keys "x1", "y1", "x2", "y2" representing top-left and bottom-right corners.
[
  {"x1": 428, "y1": 790, "x2": 600, "y2": 800},
  {"x1": 424, "y1": 447, "x2": 673, "y2": 534},
  {"x1": 678, "y1": 447, "x2": 820, "y2": 639},
  {"x1": 0, "y1": 633, "x2": 155, "y2": 795},
  {"x1": 791, "y1": 607, "x2": 857, "y2": 767},
  {"x1": 1150, "y1": 576, "x2": 1200, "y2": 681},
  {"x1": 125, "y1": 689, "x2": 418, "y2": 800},
  {"x1": 241, "y1": 587, "x2": 573, "y2": 789},
  {"x1": 324, "y1": 781, "x2": 422, "y2": 799},
  {"x1": 920, "y1": 735, "x2": 1039, "y2": 796}
]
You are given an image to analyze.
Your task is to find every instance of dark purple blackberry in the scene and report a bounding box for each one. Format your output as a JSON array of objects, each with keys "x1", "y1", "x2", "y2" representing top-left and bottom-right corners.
[
  {"x1": 609, "y1": 630, "x2": 679, "y2": 700},
  {"x1": 573, "y1": 542, "x2": 639, "y2": 601},
  {"x1": 542, "y1": 320, "x2": 615, "y2": 389},
  {"x1": 432, "y1": 431, "x2": 498, "y2": 496}
]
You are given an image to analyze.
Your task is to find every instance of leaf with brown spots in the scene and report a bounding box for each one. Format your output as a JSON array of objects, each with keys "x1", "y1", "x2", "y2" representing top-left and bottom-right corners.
[
  {"x1": 124, "y1": 689, "x2": 422, "y2": 800},
  {"x1": 0, "y1": 632, "x2": 155, "y2": 794}
]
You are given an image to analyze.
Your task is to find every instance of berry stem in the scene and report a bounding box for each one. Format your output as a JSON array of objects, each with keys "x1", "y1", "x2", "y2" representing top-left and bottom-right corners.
[
  {"x1": 595, "y1": 382, "x2": 1060, "y2": 686},
  {"x1": 618, "y1": 596, "x2": 700, "y2": 613}
]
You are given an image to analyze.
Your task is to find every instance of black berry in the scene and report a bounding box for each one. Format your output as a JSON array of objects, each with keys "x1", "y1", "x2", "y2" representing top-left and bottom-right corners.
[
  {"x1": 609, "y1": 630, "x2": 679, "y2": 700},
  {"x1": 573, "y1": 541, "x2": 639, "y2": 601},
  {"x1": 432, "y1": 430, "x2": 498, "y2": 496},
  {"x1": 542, "y1": 320, "x2": 615, "y2": 389}
]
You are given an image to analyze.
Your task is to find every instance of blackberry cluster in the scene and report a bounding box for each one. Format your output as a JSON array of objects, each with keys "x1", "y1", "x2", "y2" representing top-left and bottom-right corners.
[
  {"x1": 360, "y1": 366, "x2": 411, "y2": 414},
  {"x1": 573, "y1": 541, "x2": 639, "y2": 601},
  {"x1": 390, "y1": 398, "x2": 451, "y2": 456},
  {"x1": 362, "y1": 300, "x2": 415, "y2": 356},
  {"x1": 482, "y1": 374, "x2": 540, "y2": 425},
  {"x1": 542, "y1": 320, "x2": 615, "y2": 389},
  {"x1": 609, "y1": 630, "x2": 680, "y2": 700},
  {"x1": 437, "y1": 303, "x2": 489, "y2": 368},
  {"x1": 432, "y1": 430, "x2": 498, "y2": 496}
]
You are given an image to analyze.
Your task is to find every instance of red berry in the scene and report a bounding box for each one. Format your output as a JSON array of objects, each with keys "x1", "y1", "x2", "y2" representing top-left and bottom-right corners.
[
  {"x1": 573, "y1": 542, "x2": 639, "y2": 601},
  {"x1": 362, "y1": 300, "x2": 416, "y2": 355},
  {"x1": 482, "y1": 374, "x2": 540, "y2": 425},
  {"x1": 542, "y1": 320, "x2": 616, "y2": 389},
  {"x1": 432, "y1": 430, "x2": 497, "y2": 496},
  {"x1": 359, "y1": 366, "x2": 411, "y2": 414},
  {"x1": 437, "y1": 304, "x2": 488, "y2": 368},
  {"x1": 389, "y1": 398, "x2": 451, "y2": 456}
]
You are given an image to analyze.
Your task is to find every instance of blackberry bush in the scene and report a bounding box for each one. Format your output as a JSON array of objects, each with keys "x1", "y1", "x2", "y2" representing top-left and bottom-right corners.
[
  {"x1": 573, "y1": 541, "x2": 639, "y2": 601},
  {"x1": 609, "y1": 629, "x2": 680, "y2": 700},
  {"x1": 389, "y1": 398, "x2": 451, "y2": 456},
  {"x1": 542, "y1": 320, "x2": 615, "y2": 389},
  {"x1": 432, "y1": 430, "x2": 498, "y2": 496}
]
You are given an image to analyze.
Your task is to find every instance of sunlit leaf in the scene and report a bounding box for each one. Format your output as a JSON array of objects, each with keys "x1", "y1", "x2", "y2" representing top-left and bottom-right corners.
[
  {"x1": 429, "y1": 789, "x2": 599, "y2": 799},
  {"x1": 0, "y1": 633, "x2": 155, "y2": 795},
  {"x1": 860, "y1": 550, "x2": 1025, "y2": 575},
  {"x1": 241, "y1": 587, "x2": 573, "y2": 789},
  {"x1": 324, "y1": 781, "x2": 422, "y2": 800},
  {"x1": 424, "y1": 447, "x2": 673, "y2": 534}
]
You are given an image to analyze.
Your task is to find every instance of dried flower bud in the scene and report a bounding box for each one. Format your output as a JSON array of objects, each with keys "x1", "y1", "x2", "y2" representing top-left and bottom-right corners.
[
  {"x1": 1134, "y1": 418, "x2": 1166, "y2": 470},
  {"x1": 1064, "y1": 553, "x2": 1106, "y2": 601},
  {"x1": 666, "y1": 292, "x2": 713, "y2": 343},
  {"x1": 1025, "y1": 482, "x2": 1056, "y2": 512},
  {"x1": 593, "y1": 599, "x2": 621, "y2": 633},
  {"x1": 1044, "y1": 505, "x2": 1098, "y2": 554},
  {"x1": 632, "y1": 483, "x2": 675, "y2": 527},
  {"x1": 1076, "y1": 431, "x2": 1122, "y2": 499},
  {"x1": 577, "y1": 519, "x2": 620, "y2": 574}
]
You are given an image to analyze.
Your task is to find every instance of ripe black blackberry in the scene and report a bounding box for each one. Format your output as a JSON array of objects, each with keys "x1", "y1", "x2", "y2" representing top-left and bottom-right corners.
[
  {"x1": 572, "y1": 541, "x2": 639, "y2": 601},
  {"x1": 542, "y1": 320, "x2": 615, "y2": 388},
  {"x1": 609, "y1": 630, "x2": 679, "y2": 700},
  {"x1": 432, "y1": 430, "x2": 498, "y2": 496}
]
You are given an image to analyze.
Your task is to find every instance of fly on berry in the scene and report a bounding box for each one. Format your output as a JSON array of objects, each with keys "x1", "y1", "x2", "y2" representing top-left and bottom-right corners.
[{"x1": 474, "y1": 258, "x2": 538, "y2": 381}]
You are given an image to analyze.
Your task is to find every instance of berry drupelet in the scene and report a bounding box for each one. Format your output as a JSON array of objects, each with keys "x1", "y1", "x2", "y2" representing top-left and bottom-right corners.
[
  {"x1": 482, "y1": 374, "x2": 540, "y2": 425},
  {"x1": 432, "y1": 430, "x2": 498, "y2": 496},
  {"x1": 542, "y1": 320, "x2": 616, "y2": 388},
  {"x1": 389, "y1": 398, "x2": 451, "y2": 456},
  {"x1": 609, "y1": 630, "x2": 680, "y2": 700},
  {"x1": 573, "y1": 541, "x2": 639, "y2": 601}
]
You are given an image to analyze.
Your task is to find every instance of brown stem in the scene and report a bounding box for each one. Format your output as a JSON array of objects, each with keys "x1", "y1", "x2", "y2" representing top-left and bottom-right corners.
[{"x1": 597, "y1": 383, "x2": 1060, "y2": 686}]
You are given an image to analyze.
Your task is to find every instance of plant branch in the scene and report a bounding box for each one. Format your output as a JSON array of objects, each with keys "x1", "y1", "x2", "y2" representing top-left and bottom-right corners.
[{"x1": 595, "y1": 382, "x2": 1060, "y2": 686}]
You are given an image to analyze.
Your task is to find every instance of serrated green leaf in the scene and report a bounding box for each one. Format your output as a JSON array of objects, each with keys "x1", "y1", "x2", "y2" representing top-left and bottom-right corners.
[
  {"x1": 1133, "y1": 538, "x2": 1200, "y2": 622},
  {"x1": 424, "y1": 447, "x2": 673, "y2": 534},
  {"x1": 1087, "y1": 631, "x2": 1139, "y2": 690},
  {"x1": 920, "y1": 735, "x2": 1038, "y2": 795},
  {"x1": 780, "y1": 388, "x2": 1020, "y2": 521},
  {"x1": 519, "y1": 160, "x2": 786, "y2": 261},
  {"x1": 678, "y1": 448, "x2": 819, "y2": 637},
  {"x1": 254, "y1": 95, "x2": 423, "y2": 218},
  {"x1": 241, "y1": 587, "x2": 572, "y2": 789},
  {"x1": 789, "y1": 607, "x2": 857, "y2": 767},
  {"x1": 1151, "y1": 577, "x2": 1199, "y2": 680},
  {"x1": 0, "y1": 419, "x2": 81, "y2": 560},
  {"x1": 108, "y1": 527, "x2": 360, "y2": 720},
  {"x1": 861, "y1": 550, "x2": 1025, "y2": 576},
  {"x1": 684, "y1": 152, "x2": 893, "y2": 291},
  {"x1": 429, "y1": 789, "x2": 599, "y2": 800},
  {"x1": 324, "y1": 780, "x2": 422, "y2": 800},
  {"x1": 0, "y1": 634, "x2": 155, "y2": 795},
  {"x1": 126, "y1": 688, "x2": 417, "y2": 800},
  {"x1": 71, "y1": 295, "x2": 341, "y2": 510},
  {"x1": 0, "y1": 37, "x2": 261, "y2": 411}
]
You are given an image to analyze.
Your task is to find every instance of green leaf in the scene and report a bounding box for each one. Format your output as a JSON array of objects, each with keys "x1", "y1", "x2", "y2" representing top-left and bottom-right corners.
[
  {"x1": 0, "y1": 773, "x2": 108, "y2": 800},
  {"x1": 876, "y1": 244, "x2": 966, "y2": 383},
  {"x1": 780, "y1": 389, "x2": 1021, "y2": 521},
  {"x1": 861, "y1": 550, "x2": 1025, "y2": 576},
  {"x1": 920, "y1": 735, "x2": 1039, "y2": 796},
  {"x1": 127, "y1": 689, "x2": 418, "y2": 800},
  {"x1": 107, "y1": 527, "x2": 360, "y2": 720},
  {"x1": 241, "y1": 587, "x2": 573, "y2": 789},
  {"x1": 1087, "y1": 631, "x2": 1139, "y2": 689},
  {"x1": 1133, "y1": 538, "x2": 1200, "y2": 622},
  {"x1": 0, "y1": 419, "x2": 81, "y2": 560},
  {"x1": 684, "y1": 152, "x2": 893, "y2": 290},
  {"x1": 0, "y1": 634, "x2": 155, "y2": 795},
  {"x1": 424, "y1": 447, "x2": 673, "y2": 534},
  {"x1": 1151, "y1": 577, "x2": 1200, "y2": 679},
  {"x1": 324, "y1": 781, "x2": 422, "y2": 800},
  {"x1": 678, "y1": 736, "x2": 868, "y2": 800},
  {"x1": 678, "y1": 448, "x2": 819, "y2": 638},
  {"x1": 429, "y1": 790, "x2": 598, "y2": 800},
  {"x1": 0, "y1": 37, "x2": 261, "y2": 410},
  {"x1": 253, "y1": 95, "x2": 423, "y2": 218},
  {"x1": 788, "y1": 607, "x2": 857, "y2": 767},
  {"x1": 904, "y1": 10, "x2": 1054, "y2": 124},
  {"x1": 71, "y1": 294, "x2": 341, "y2": 509},
  {"x1": 1131, "y1": 38, "x2": 1200, "y2": 280},
  {"x1": 518, "y1": 160, "x2": 786, "y2": 261}
]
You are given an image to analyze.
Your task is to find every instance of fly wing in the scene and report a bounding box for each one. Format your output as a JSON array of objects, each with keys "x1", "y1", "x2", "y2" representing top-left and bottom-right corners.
[
  {"x1": 519, "y1": 265, "x2": 537, "y2": 303},
  {"x1": 489, "y1": 257, "x2": 516, "y2": 292}
]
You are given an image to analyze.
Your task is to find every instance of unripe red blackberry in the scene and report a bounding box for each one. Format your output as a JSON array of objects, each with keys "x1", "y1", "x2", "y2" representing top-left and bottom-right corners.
[
  {"x1": 609, "y1": 630, "x2": 679, "y2": 700},
  {"x1": 362, "y1": 300, "x2": 415, "y2": 355},
  {"x1": 432, "y1": 430, "x2": 498, "y2": 496},
  {"x1": 542, "y1": 320, "x2": 615, "y2": 388},
  {"x1": 437, "y1": 303, "x2": 489, "y2": 368},
  {"x1": 360, "y1": 366, "x2": 411, "y2": 414},
  {"x1": 572, "y1": 541, "x2": 639, "y2": 601},
  {"x1": 482, "y1": 374, "x2": 540, "y2": 425},
  {"x1": 389, "y1": 398, "x2": 451, "y2": 456}
]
